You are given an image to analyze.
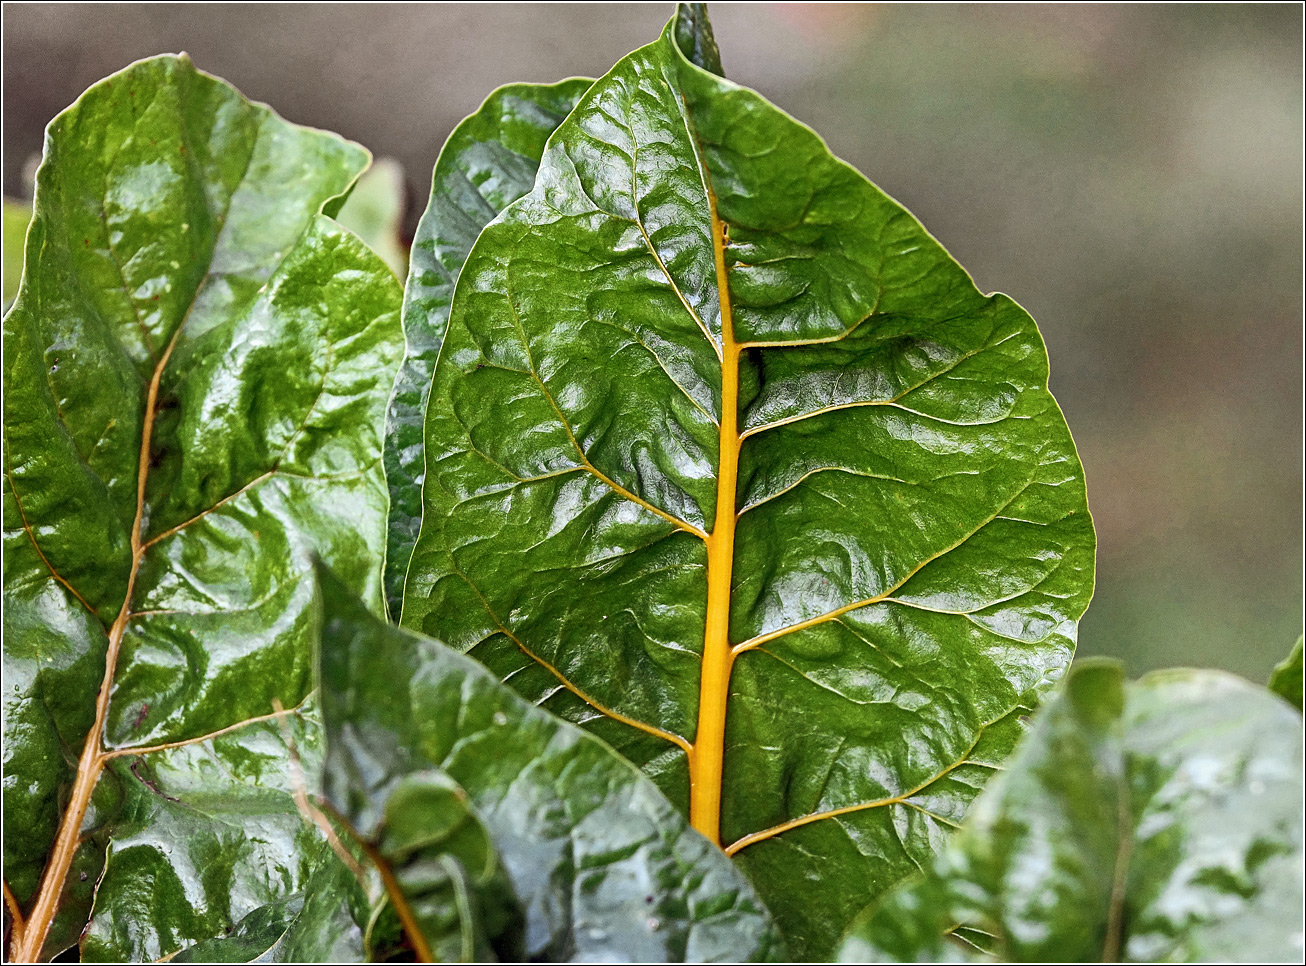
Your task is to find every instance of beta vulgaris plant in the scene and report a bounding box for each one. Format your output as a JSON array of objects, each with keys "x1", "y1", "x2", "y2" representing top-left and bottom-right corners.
[{"x1": 2, "y1": 6, "x2": 1301, "y2": 964}]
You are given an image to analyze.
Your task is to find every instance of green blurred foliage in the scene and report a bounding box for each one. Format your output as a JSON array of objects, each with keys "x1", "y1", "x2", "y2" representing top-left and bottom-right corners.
[
  {"x1": 3, "y1": 197, "x2": 31, "y2": 306},
  {"x1": 336, "y1": 157, "x2": 408, "y2": 279}
]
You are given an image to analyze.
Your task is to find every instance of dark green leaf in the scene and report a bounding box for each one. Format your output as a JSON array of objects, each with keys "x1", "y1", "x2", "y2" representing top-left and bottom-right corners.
[
  {"x1": 78, "y1": 706, "x2": 365, "y2": 963},
  {"x1": 674, "y1": 3, "x2": 725, "y2": 76},
  {"x1": 317, "y1": 561, "x2": 782, "y2": 963},
  {"x1": 836, "y1": 659, "x2": 1305, "y2": 963},
  {"x1": 400, "y1": 13, "x2": 1093, "y2": 957},
  {"x1": 383, "y1": 77, "x2": 591, "y2": 613},
  {"x1": 3, "y1": 54, "x2": 401, "y2": 960},
  {"x1": 170, "y1": 844, "x2": 368, "y2": 964},
  {"x1": 1268, "y1": 636, "x2": 1303, "y2": 712}
]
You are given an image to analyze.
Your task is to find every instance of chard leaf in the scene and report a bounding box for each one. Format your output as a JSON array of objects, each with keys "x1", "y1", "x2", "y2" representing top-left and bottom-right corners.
[
  {"x1": 2, "y1": 54, "x2": 401, "y2": 961},
  {"x1": 836, "y1": 660, "x2": 1305, "y2": 963},
  {"x1": 317, "y1": 562, "x2": 783, "y2": 963},
  {"x1": 400, "y1": 11, "x2": 1094, "y2": 956},
  {"x1": 383, "y1": 77, "x2": 591, "y2": 612},
  {"x1": 381, "y1": 3, "x2": 726, "y2": 613},
  {"x1": 1268, "y1": 636, "x2": 1303, "y2": 712}
]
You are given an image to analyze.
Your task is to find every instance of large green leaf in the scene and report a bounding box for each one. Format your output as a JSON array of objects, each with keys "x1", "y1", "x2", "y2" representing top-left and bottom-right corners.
[
  {"x1": 317, "y1": 562, "x2": 782, "y2": 962},
  {"x1": 2, "y1": 55, "x2": 401, "y2": 961},
  {"x1": 399, "y1": 12, "x2": 1094, "y2": 956},
  {"x1": 836, "y1": 660, "x2": 1305, "y2": 963},
  {"x1": 382, "y1": 77, "x2": 591, "y2": 613},
  {"x1": 1269, "y1": 636, "x2": 1303, "y2": 712}
]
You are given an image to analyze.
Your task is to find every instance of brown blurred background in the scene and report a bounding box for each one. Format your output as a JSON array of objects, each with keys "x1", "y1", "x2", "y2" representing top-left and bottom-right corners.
[{"x1": 4, "y1": 3, "x2": 1302, "y2": 681}]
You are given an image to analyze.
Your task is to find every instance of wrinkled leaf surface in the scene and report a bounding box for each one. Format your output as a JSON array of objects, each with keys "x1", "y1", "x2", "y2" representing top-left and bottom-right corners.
[
  {"x1": 384, "y1": 2, "x2": 726, "y2": 612},
  {"x1": 81, "y1": 707, "x2": 367, "y2": 963},
  {"x1": 836, "y1": 660, "x2": 1305, "y2": 963},
  {"x1": 318, "y1": 562, "x2": 782, "y2": 963},
  {"x1": 383, "y1": 78, "x2": 591, "y2": 611},
  {"x1": 2, "y1": 54, "x2": 401, "y2": 960},
  {"x1": 400, "y1": 14, "x2": 1093, "y2": 956},
  {"x1": 169, "y1": 842, "x2": 368, "y2": 964}
]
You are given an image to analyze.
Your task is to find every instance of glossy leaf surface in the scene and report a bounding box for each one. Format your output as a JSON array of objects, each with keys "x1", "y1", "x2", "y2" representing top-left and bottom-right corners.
[
  {"x1": 674, "y1": 3, "x2": 724, "y2": 77},
  {"x1": 1269, "y1": 636, "x2": 1303, "y2": 712},
  {"x1": 81, "y1": 707, "x2": 366, "y2": 963},
  {"x1": 2, "y1": 54, "x2": 401, "y2": 960},
  {"x1": 836, "y1": 660, "x2": 1305, "y2": 963},
  {"x1": 318, "y1": 563, "x2": 782, "y2": 963},
  {"x1": 383, "y1": 77, "x2": 591, "y2": 612},
  {"x1": 383, "y1": 2, "x2": 726, "y2": 613},
  {"x1": 169, "y1": 843, "x2": 367, "y2": 964},
  {"x1": 400, "y1": 14, "x2": 1094, "y2": 956}
]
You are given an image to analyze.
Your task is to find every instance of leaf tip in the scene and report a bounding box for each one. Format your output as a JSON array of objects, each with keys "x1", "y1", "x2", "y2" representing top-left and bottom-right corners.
[
  {"x1": 1064, "y1": 657, "x2": 1125, "y2": 726},
  {"x1": 672, "y1": 2, "x2": 725, "y2": 77}
]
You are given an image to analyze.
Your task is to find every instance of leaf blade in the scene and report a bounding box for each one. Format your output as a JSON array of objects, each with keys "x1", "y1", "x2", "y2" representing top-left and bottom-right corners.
[
  {"x1": 318, "y1": 561, "x2": 782, "y2": 963},
  {"x1": 400, "y1": 15, "x2": 1094, "y2": 956},
  {"x1": 3, "y1": 54, "x2": 401, "y2": 959},
  {"x1": 384, "y1": 77, "x2": 592, "y2": 614}
]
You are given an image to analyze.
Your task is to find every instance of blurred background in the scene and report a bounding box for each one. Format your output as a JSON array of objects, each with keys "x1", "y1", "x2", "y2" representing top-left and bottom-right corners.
[{"x1": 4, "y1": 3, "x2": 1302, "y2": 681}]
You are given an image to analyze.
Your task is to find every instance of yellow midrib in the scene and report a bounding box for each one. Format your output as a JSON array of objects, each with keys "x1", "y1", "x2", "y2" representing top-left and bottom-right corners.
[{"x1": 688, "y1": 188, "x2": 739, "y2": 846}]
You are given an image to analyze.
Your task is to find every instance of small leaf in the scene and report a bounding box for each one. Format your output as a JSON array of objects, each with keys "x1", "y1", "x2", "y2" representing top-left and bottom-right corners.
[
  {"x1": 383, "y1": 77, "x2": 591, "y2": 613},
  {"x1": 316, "y1": 561, "x2": 783, "y2": 963},
  {"x1": 1268, "y1": 636, "x2": 1303, "y2": 712},
  {"x1": 836, "y1": 659, "x2": 1305, "y2": 963}
]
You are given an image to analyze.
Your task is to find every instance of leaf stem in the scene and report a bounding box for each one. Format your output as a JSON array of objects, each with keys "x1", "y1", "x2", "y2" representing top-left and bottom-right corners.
[
  {"x1": 12, "y1": 326, "x2": 181, "y2": 962},
  {"x1": 270, "y1": 699, "x2": 370, "y2": 889},
  {"x1": 320, "y1": 801, "x2": 433, "y2": 965},
  {"x1": 1102, "y1": 780, "x2": 1134, "y2": 962},
  {"x1": 689, "y1": 180, "x2": 739, "y2": 846},
  {"x1": 4, "y1": 879, "x2": 26, "y2": 952}
]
